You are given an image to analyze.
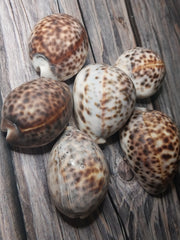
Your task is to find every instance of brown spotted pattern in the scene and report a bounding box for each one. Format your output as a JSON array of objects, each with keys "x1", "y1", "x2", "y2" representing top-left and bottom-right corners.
[
  {"x1": 47, "y1": 126, "x2": 109, "y2": 218},
  {"x1": 1, "y1": 78, "x2": 72, "y2": 147},
  {"x1": 119, "y1": 108, "x2": 180, "y2": 195},
  {"x1": 73, "y1": 64, "x2": 136, "y2": 144},
  {"x1": 29, "y1": 14, "x2": 88, "y2": 81},
  {"x1": 115, "y1": 47, "x2": 165, "y2": 99}
]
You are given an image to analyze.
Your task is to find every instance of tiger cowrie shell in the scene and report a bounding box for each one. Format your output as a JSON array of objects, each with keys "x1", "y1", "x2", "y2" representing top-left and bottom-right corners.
[
  {"x1": 73, "y1": 64, "x2": 136, "y2": 144},
  {"x1": 29, "y1": 14, "x2": 88, "y2": 81},
  {"x1": 47, "y1": 126, "x2": 109, "y2": 219},
  {"x1": 114, "y1": 47, "x2": 165, "y2": 99},
  {"x1": 1, "y1": 78, "x2": 72, "y2": 148},
  {"x1": 119, "y1": 108, "x2": 180, "y2": 195}
]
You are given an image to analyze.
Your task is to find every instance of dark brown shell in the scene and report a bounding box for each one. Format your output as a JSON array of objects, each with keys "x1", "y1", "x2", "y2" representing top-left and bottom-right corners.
[
  {"x1": 1, "y1": 78, "x2": 72, "y2": 147},
  {"x1": 119, "y1": 108, "x2": 180, "y2": 195}
]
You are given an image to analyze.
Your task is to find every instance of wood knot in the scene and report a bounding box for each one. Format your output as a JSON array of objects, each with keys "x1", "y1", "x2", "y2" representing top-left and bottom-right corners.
[{"x1": 118, "y1": 156, "x2": 134, "y2": 181}]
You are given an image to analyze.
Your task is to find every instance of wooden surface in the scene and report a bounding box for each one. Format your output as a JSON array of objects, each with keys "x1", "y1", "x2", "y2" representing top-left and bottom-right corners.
[{"x1": 0, "y1": 0, "x2": 180, "y2": 239}]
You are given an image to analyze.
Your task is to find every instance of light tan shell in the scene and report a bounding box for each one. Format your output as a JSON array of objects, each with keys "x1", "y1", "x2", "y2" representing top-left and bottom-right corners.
[
  {"x1": 29, "y1": 14, "x2": 88, "y2": 81},
  {"x1": 115, "y1": 47, "x2": 165, "y2": 98},
  {"x1": 1, "y1": 78, "x2": 72, "y2": 148},
  {"x1": 73, "y1": 64, "x2": 136, "y2": 144},
  {"x1": 119, "y1": 108, "x2": 180, "y2": 195},
  {"x1": 47, "y1": 126, "x2": 109, "y2": 219}
]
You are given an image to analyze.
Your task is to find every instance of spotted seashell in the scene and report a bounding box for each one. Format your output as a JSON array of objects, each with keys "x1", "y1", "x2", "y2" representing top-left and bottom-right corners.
[
  {"x1": 115, "y1": 47, "x2": 165, "y2": 98},
  {"x1": 47, "y1": 126, "x2": 109, "y2": 219},
  {"x1": 119, "y1": 108, "x2": 180, "y2": 195},
  {"x1": 73, "y1": 64, "x2": 136, "y2": 144},
  {"x1": 29, "y1": 14, "x2": 88, "y2": 81},
  {"x1": 1, "y1": 78, "x2": 72, "y2": 148}
]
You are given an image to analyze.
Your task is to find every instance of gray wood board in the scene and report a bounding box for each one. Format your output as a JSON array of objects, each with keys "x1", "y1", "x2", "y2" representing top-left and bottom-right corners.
[{"x1": 0, "y1": 0, "x2": 179, "y2": 239}]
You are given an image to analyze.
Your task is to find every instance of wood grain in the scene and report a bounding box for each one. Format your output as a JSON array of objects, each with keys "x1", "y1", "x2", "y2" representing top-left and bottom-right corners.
[
  {"x1": 128, "y1": 0, "x2": 180, "y2": 123},
  {"x1": 0, "y1": 96, "x2": 26, "y2": 240},
  {"x1": 0, "y1": 0, "x2": 179, "y2": 240}
]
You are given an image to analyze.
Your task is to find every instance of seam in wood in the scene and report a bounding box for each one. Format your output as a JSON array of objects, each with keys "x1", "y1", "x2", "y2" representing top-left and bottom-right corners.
[
  {"x1": 107, "y1": 191, "x2": 129, "y2": 240},
  {"x1": 77, "y1": 0, "x2": 98, "y2": 63},
  {"x1": 124, "y1": 0, "x2": 142, "y2": 46}
]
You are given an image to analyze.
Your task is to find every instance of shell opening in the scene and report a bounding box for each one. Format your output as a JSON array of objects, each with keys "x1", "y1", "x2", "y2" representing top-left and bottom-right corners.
[
  {"x1": 32, "y1": 54, "x2": 58, "y2": 80},
  {"x1": 96, "y1": 137, "x2": 106, "y2": 145},
  {"x1": 1, "y1": 119, "x2": 19, "y2": 144}
]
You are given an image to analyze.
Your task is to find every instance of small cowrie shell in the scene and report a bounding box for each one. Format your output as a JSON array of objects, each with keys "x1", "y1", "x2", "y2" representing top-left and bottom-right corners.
[
  {"x1": 47, "y1": 126, "x2": 109, "y2": 219},
  {"x1": 115, "y1": 47, "x2": 165, "y2": 99},
  {"x1": 73, "y1": 63, "x2": 136, "y2": 144},
  {"x1": 1, "y1": 78, "x2": 72, "y2": 148},
  {"x1": 119, "y1": 108, "x2": 180, "y2": 195}
]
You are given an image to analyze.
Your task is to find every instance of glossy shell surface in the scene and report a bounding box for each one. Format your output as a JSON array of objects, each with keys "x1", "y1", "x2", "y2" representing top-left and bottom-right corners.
[
  {"x1": 29, "y1": 14, "x2": 88, "y2": 81},
  {"x1": 119, "y1": 108, "x2": 180, "y2": 195},
  {"x1": 47, "y1": 126, "x2": 109, "y2": 218},
  {"x1": 73, "y1": 64, "x2": 136, "y2": 144},
  {"x1": 115, "y1": 47, "x2": 165, "y2": 99},
  {"x1": 1, "y1": 78, "x2": 72, "y2": 147}
]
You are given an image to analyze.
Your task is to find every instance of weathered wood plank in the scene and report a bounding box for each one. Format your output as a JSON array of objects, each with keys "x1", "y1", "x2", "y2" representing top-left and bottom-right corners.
[
  {"x1": 101, "y1": 1, "x2": 180, "y2": 240},
  {"x1": 125, "y1": 1, "x2": 180, "y2": 239},
  {"x1": 127, "y1": 0, "x2": 180, "y2": 125},
  {"x1": 0, "y1": 96, "x2": 26, "y2": 240},
  {"x1": 0, "y1": 1, "x2": 64, "y2": 239},
  {"x1": 77, "y1": 0, "x2": 180, "y2": 240},
  {"x1": 78, "y1": 0, "x2": 136, "y2": 64},
  {"x1": 0, "y1": 0, "x2": 180, "y2": 240},
  {"x1": 49, "y1": 1, "x2": 129, "y2": 239},
  {"x1": 0, "y1": 0, "x2": 127, "y2": 239},
  {"x1": 76, "y1": 1, "x2": 167, "y2": 240}
]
